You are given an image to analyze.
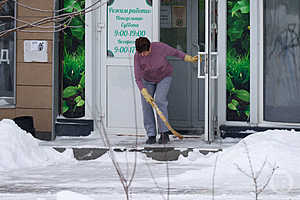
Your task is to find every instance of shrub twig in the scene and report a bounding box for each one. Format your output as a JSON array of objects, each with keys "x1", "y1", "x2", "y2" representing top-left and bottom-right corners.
[{"x1": 235, "y1": 141, "x2": 279, "y2": 200}]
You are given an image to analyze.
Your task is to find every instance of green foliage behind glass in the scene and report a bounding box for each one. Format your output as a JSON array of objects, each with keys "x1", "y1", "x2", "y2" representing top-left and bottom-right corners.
[
  {"x1": 64, "y1": 0, "x2": 85, "y2": 53},
  {"x1": 63, "y1": 0, "x2": 85, "y2": 118},
  {"x1": 227, "y1": 0, "x2": 250, "y2": 121},
  {"x1": 63, "y1": 48, "x2": 85, "y2": 88},
  {"x1": 227, "y1": 0, "x2": 250, "y2": 57},
  {"x1": 227, "y1": 51, "x2": 250, "y2": 119},
  {"x1": 63, "y1": 71, "x2": 85, "y2": 115}
]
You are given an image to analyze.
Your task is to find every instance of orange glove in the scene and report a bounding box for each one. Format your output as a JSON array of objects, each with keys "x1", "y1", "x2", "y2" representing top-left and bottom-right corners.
[{"x1": 184, "y1": 55, "x2": 199, "y2": 63}]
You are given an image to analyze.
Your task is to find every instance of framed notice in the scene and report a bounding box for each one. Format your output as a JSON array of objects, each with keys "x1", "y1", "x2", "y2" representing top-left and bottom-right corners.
[
  {"x1": 107, "y1": 0, "x2": 153, "y2": 58},
  {"x1": 172, "y1": 6, "x2": 186, "y2": 28}
]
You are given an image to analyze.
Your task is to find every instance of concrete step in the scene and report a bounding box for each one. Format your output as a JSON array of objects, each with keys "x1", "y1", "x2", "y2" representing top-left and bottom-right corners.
[{"x1": 55, "y1": 118, "x2": 94, "y2": 136}]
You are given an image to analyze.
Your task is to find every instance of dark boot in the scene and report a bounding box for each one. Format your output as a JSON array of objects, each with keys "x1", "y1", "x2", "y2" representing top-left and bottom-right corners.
[
  {"x1": 146, "y1": 136, "x2": 156, "y2": 144},
  {"x1": 158, "y1": 132, "x2": 170, "y2": 144}
]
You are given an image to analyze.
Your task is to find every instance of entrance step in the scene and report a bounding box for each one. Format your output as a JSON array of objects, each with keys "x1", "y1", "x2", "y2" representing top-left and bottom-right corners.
[{"x1": 55, "y1": 118, "x2": 94, "y2": 137}]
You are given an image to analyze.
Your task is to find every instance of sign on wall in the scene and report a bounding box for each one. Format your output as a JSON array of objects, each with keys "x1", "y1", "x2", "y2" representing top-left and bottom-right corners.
[
  {"x1": 172, "y1": 6, "x2": 186, "y2": 28},
  {"x1": 107, "y1": 0, "x2": 153, "y2": 58},
  {"x1": 24, "y1": 40, "x2": 48, "y2": 62}
]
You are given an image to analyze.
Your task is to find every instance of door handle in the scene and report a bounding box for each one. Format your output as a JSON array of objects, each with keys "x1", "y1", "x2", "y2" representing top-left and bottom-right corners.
[
  {"x1": 211, "y1": 52, "x2": 218, "y2": 79},
  {"x1": 197, "y1": 52, "x2": 218, "y2": 79},
  {"x1": 198, "y1": 52, "x2": 207, "y2": 79}
]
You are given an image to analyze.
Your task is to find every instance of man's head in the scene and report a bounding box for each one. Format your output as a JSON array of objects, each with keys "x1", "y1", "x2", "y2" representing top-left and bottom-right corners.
[{"x1": 135, "y1": 37, "x2": 151, "y2": 56}]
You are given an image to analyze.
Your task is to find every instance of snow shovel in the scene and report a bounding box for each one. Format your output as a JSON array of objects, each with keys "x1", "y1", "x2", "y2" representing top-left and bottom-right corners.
[{"x1": 149, "y1": 101, "x2": 184, "y2": 140}]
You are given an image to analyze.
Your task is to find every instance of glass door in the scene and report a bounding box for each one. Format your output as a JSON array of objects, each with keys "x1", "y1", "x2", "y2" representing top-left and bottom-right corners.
[
  {"x1": 160, "y1": 0, "x2": 205, "y2": 134},
  {"x1": 160, "y1": 0, "x2": 219, "y2": 141},
  {"x1": 197, "y1": 0, "x2": 218, "y2": 142}
]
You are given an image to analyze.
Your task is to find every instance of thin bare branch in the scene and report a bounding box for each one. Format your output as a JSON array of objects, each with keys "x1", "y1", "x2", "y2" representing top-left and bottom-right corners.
[
  {"x1": 0, "y1": 0, "x2": 105, "y2": 38},
  {"x1": 258, "y1": 164, "x2": 279, "y2": 195},
  {"x1": 127, "y1": 49, "x2": 138, "y2": 190},
  {"x1": 212, "y1": 154, "x2": 219, "y2": 200},
  {"x1": 19, "y1": 18, "x2": 73, "y2": 33},
  {"x1": 12, "y1": 0, "x2": 76, "y2": 13},
  {"x1": 145, "y1": 161, "x2": 167, "y2": 200},
  {"x1": 243, "y1": 141, "x2": 256, "y2": 180},
  {"x1": 166, "y1": 155, "x2": 170, "y2": 200},
  {"x1": 234, "y1": 163, "x2": 252, "y2": 179},
  {"x1": 0, "y1": 0, "x2": 8, "y2": 10},
  {"x1": 255, "y1": 157, "x2": 268, "y2": 180},
  {"x1": 98, "y1": 113, "x2": 129, "y2": 199},
  {"x1": 235, "y1": 141, "x2": 279, "y2": 200}
]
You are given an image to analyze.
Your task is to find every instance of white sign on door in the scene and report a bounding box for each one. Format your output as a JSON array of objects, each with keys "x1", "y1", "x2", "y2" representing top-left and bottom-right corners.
[{"x1": 107, "y1": 0, "x2": 153, "y2": 58}]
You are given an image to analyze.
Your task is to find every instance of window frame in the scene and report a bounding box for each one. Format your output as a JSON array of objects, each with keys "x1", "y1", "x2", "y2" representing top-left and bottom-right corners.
[
  {"x1": 0, "y1": 1, "x2": 16, "y2": 108},
  {"x1": 260, "y1": 0, "x2": 300, "y2": 127}
]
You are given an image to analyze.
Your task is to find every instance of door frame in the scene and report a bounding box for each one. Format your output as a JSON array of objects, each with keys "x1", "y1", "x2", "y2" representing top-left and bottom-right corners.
[{"x1": 216, "y1": 0, "x2": 227, "y2": 134}]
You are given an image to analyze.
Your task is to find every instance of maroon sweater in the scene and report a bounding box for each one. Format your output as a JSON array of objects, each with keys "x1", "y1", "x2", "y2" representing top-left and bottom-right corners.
[{"x1": 134, "y1": 42, "x2": 186, "y2": 90}]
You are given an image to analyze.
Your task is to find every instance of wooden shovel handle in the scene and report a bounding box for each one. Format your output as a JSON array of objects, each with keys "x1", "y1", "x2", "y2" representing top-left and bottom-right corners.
[{"x1": 150, "y1": 101, "x2": 184, "y2": 139}]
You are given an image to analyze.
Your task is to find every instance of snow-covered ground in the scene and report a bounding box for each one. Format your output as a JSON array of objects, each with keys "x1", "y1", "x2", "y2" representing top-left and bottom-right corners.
[{"x1": 0, "y1": 119, "x2": 300, "y2": 200}]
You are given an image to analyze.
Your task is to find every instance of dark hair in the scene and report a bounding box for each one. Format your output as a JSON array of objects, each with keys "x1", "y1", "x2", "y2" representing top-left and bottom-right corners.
[{"x1": 135, "y1": 37, "x2": 150, "y2": 53}]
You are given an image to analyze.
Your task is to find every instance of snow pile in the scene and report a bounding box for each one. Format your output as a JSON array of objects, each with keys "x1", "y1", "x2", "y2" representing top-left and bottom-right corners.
[
  {"x1": 217, "y1": 129, "x2": 300, "y2": 171},
  {"x1": 172, "y1": 129, "x2": 300, "y2": 192},
  {"x1": 57, "y1": 191, "x2": 94, "y2": 200},
  {"x1": 0, "y1": 119, "x2": 74, "y2": 171}
]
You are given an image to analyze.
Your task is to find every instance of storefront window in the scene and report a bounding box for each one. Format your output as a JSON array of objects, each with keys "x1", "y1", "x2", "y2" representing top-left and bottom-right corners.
[
  {"x1": 226, "y1": 0, "x2": 250, "y2": 121},
  {"x1": 160, "y1": 0, "x2": 187, "y2": 52},
  {"x1": 62, "y1": 0, "x2": 85, "y2": 118},
  {"x1": 0, "y1": 1, "x2": 15, "y2": 107},
  {"x1": 263, "y1": 0, "x2": 300, "y2": 123}
]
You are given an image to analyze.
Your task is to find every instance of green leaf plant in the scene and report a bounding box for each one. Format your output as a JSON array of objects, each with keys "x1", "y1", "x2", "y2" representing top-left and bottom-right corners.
[
  {"x1": 227, "y1": 0, "x2": 250, "y2": 121},
  {"x1": 63, "y1": 0, "x2": 85, "y2": 53},
  {"x1": 63, "y1": 47, "x2": 85, "y2": 88},
  {"x1": 227, "y1": 70, "x2": 250, "y2": 120},
  {"x1": 62, "y1": 72, "x2": 85, "y2": 117},
  {"x1": 62, "y1": 0, "x2": 85, "y2": 118},
  {"x1": 227, "y1": 0, "x2": 250, "y2": 56}
]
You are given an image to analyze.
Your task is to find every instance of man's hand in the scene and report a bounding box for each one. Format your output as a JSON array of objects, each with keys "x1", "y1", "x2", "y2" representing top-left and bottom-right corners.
[
  {"x1": 184, "y1": 55, "x2": 199, "y2": 63},
  {"x1": 141, "y1": 88, "x2": 154, "y2": 104}
]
